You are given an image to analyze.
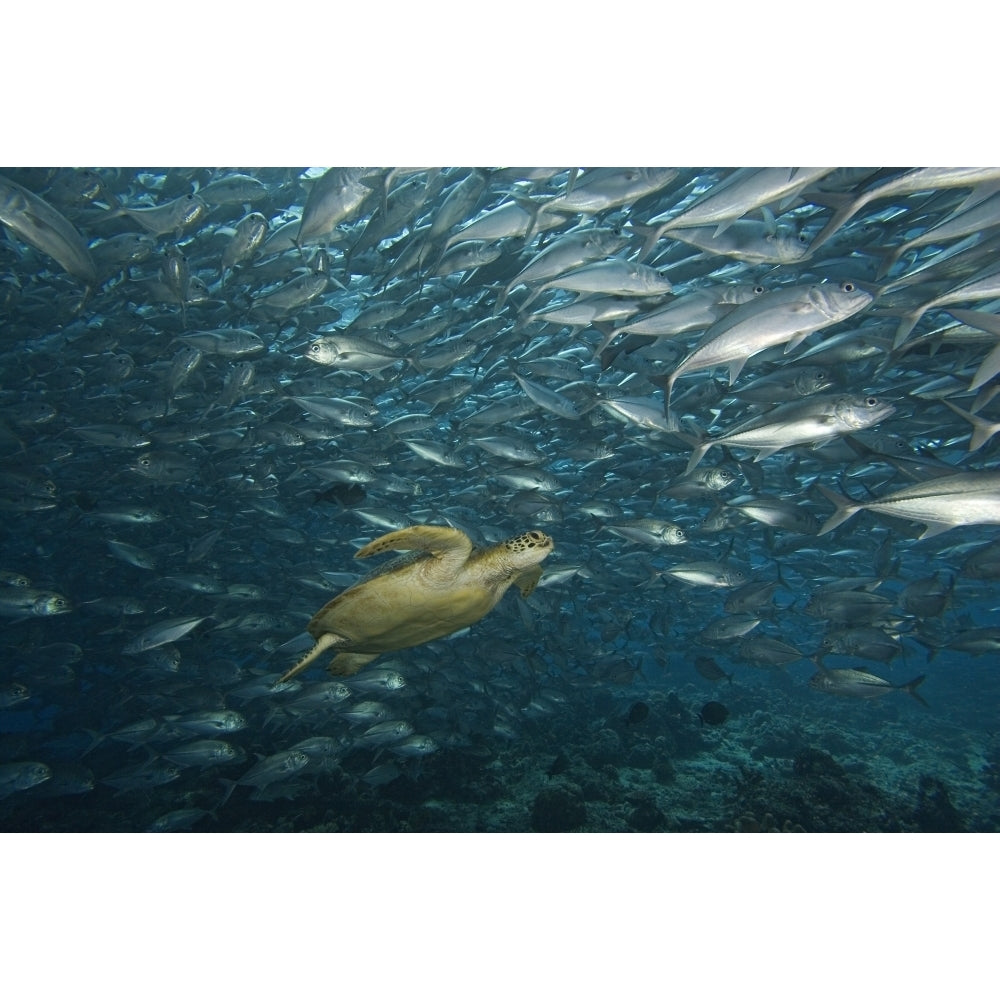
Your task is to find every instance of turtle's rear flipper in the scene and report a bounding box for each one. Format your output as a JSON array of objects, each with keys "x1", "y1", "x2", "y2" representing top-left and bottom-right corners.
[
  {"x1": 328, "y1": 652, "x2": 378, "y2": 677},
  {"x1": 278, "y1": 632, "x2": 346, "y2": 684}
]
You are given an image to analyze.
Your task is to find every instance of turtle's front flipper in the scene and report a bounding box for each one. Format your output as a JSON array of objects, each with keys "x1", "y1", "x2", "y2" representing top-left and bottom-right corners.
[
  {"x1": 514, "y1": 565, "x2": 543, "y2": 598},
  {"x1": 278, "y1": 632, "x2": 345, "y2": 683},
  {"x1": 355, "y1": 525, "x2": 471, "y2": 561},
  {"x1": 327, "y1": 652, "x2": 379, "y2": 676}
]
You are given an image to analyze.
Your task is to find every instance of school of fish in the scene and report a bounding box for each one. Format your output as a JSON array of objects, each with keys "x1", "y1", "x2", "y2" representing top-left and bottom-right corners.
[{"x1": 2, "y1": 166, "x2": 1000, "y2": 831}]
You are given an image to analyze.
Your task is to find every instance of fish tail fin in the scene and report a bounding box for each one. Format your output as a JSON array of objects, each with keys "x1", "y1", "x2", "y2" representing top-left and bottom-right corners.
[
  {"x1": 516, "y1": 283, "x2": 545, "y2": 314},
  {"x1": 816, "y1": 483, "x2": 862, "y2": 535},
  {"x1": 81, "y1": 729, "x2": 105, "y2": 758},
  {"x1": 893, "y1": 307, "x2": 926, "y2": 349},
  {"x1": 940, "y1": 398, "x2": 1000, "y2": 453},
  {"x1": 872, "y1": 244, "x2": 906, "y2": 281},
  {"x1": 511, "y1": 194, "x2": 547, "y2": 244},
  {"x1": 592, "y1": 321, "x2": 619, "y2": 359},
  {"x1": 684, "y1": 438, "x2": 713, "y2": 475},
  {"x1": 803, "y1": 190, "x2": 862, "y2": 254},
  {"x1": 216, "y1": 778, "x2": 238, "y2": 810},
  {"x1": 901, "y1": 674, "x2": 929, "y2": 708},
  {"x1": 659, "y1": 373, "x2": 679, "y2": 427},
  {"x1": 773, "y1": 561, "x2": 794, "y2": 600},
  {"x1": 631, "y1": 221, "x2": 664, "y2": 262}
]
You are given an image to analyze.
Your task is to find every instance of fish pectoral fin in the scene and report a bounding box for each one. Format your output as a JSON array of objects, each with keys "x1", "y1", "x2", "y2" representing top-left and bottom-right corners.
[
  {"x1": 784, "y1": 330, "x2": 811, "y2": 353},
  {"x1": 327, "y1": 652, "x2": 378, "y2": 677},
  {"x1": 278, "y1": 632, "x2": 344, "y2": 683},
  {"x1": 514, "y1": 565, "x2": 543, "y2": 598},
  {"x1": 917, "y1": 521, "x2": 955, "y2": 540}
]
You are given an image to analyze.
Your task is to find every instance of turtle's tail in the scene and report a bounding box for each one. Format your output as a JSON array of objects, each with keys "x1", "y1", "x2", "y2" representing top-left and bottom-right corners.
[{"x1": 277, "y1": 633, "x2": 344, "y2": 684}]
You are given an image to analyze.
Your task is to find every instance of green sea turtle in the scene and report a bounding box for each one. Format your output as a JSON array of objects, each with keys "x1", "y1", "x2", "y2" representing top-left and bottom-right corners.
[{"x1": 279, "y1": 525, "x2": 554, "y2": 683}]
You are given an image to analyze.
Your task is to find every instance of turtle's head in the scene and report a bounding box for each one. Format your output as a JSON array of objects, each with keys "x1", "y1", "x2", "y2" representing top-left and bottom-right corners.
[{"x1": 504, "y1": 530, "x2": 554, "y2": 565}]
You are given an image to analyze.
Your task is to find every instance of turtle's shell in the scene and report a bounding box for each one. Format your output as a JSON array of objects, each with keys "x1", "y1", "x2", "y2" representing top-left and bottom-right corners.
[{"x1": 307, "y1": 525, "x2": 553, "y2": 654}]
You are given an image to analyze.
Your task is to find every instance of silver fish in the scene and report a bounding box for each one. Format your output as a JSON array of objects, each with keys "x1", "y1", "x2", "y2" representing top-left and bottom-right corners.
[
  {"x1": 684, "y1": 393, "x2": 895, "y2": 473},
  {"x1": 664, "y1": 561, "x2": 749, "y2": 588},
  {"x1": 162, "y1": 739, "x2": 243, "y2": 768},
  {"x1": 115, "y1": 192, "x2": 207, "y2": 236},
  {"x1": 0, "y1": 761, "x2": 53, "y2": 799},
  {"x1": 297, "y1": 167, "x2": 383, "y2": 244},
  {"x1": 809, "y1": 666, "x2": 928, "y2": 707},
  {"x1": 661, "y1": 281, "x2": 874, "y2": 422},
  {"x1": 818, "y1": 471, "x2": 1000, "y2": 539},
  {"x1": 0, "y1": 173, "x2": 97, "y2": 283},
  {"x1": 123, "y1": 616, "x2": 208, "y2": 655},
  {"x1": 640, "y1": 167, "x2": 834, "y2": 253}
]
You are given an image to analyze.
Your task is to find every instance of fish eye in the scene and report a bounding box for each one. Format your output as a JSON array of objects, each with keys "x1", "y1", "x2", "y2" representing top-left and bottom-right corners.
[
  {"x1": 753, "y1": 284, "x2": 765, "y2": 294},
  {"x1": 798, "y1": 233, "x2": 809, "y2": 244},
  {"x1": 865, "y1": 396, "x2": 878, "y2": 407},
  {"x1": 841, "y1": 281, "x2": 856, "y2": 292}
]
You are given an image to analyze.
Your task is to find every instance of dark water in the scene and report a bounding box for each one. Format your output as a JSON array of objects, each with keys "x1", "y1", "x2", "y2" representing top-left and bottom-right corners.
[{"x1": 2, "y1": 167, "x2": 1000, "y2": 833}]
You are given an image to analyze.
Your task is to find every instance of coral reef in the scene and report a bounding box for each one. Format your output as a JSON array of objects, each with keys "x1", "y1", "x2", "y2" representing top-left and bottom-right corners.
[
  {"x1": 912, "y1": 775, "x2": 965, "y2": 832},
  {"x1": 531, "y1": 784, "x2": 588, "y2": 832}
]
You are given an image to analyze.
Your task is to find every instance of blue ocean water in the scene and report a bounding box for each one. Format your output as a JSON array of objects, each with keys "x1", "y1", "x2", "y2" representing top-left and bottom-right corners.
[{"x1": 1, "y1": 167, "x2": 999, "y2": 832}]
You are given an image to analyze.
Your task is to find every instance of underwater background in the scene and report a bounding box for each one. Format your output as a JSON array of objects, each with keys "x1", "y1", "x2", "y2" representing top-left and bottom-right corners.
[
  {"x1": 2, "y1": 165, "x2": 1000, "y2": 834},
  {"x1": 6, "y1": 9, "x2": 998, "y2": 1000}
]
